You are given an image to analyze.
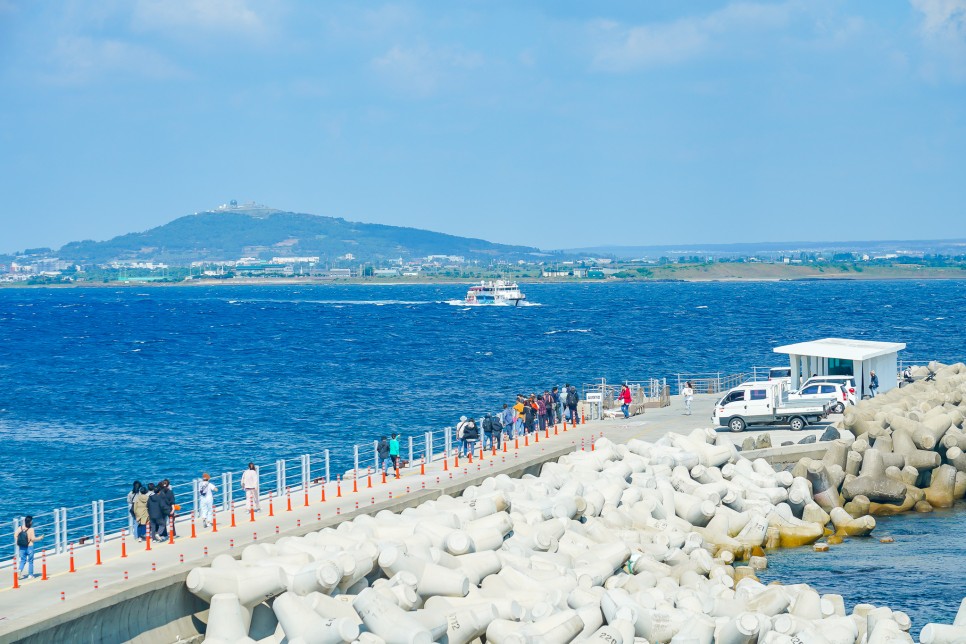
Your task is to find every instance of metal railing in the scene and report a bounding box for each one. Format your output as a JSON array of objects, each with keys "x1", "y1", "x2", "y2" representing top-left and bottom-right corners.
[
  {"x1": 1, "y1": 423, "x2": 467, "y2": 570},
  {"x1": 2, "y1": 370, "x2": 723, "y2": 569},
  {"x1": 674, "y1": 372, "x2": 750, "y2": 395}
]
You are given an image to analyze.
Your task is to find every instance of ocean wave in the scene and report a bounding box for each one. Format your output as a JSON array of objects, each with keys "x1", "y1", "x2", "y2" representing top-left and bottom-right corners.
[{"x1": 544, "y1": 328, "x2": 592, "y2": 335}]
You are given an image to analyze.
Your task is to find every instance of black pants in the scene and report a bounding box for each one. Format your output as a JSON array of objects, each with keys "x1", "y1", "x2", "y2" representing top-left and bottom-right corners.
[
  {"x1": 150, "y1": 517, "x2": 167, "y2": 541},
  {"x1": 569, "y1": 405, "x2": 578, "y2": 422}
]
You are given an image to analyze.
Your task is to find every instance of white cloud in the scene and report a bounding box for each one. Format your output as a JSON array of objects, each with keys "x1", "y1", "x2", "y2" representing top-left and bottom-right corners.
[
  {"x1": 590, "y1": 1, "x2": 799, "y2": 71},
  {"x1": 44, "y1": 36, "x2": 186, "y2": 85},
  {"x1": 132, "y1": 0, "x2": 263, "y2": 34},
  {"x1": 910, "y1": 0, "x2": 966, "y2": 78},
  {"x1": 371, "y1": 44, "x2": 483, "y2": 97}
]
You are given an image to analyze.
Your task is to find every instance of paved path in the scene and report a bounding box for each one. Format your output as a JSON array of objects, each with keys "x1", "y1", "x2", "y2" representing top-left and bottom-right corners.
[{"x1": 0, "y1": 393, "x2": 832, "y2": 640}]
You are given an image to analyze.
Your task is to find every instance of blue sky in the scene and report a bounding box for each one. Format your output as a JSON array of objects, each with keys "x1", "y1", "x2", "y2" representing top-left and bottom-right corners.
[{"x1": 1, "y1": 0, "x2": 964, "y2": 252}]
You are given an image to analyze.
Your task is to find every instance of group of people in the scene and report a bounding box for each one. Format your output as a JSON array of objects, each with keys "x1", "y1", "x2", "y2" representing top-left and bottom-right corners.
[
  {"x1": 127, "y1": 479, "x2": 181, "y2": 543},
  {"x1": 454, "y1": 384, "x2": 581, "y2": 456},
  {"x1": 376, "y1": 434, "x2": 402, "y2": 475}
]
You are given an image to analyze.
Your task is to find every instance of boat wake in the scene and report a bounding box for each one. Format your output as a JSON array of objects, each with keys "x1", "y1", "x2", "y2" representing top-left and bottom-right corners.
[
  {"x1": 444, "y1": 300, "x2": 541, "y2": 307},
  {"x1": 544, "y1": 328, "x2": 592, "y2": 335}
]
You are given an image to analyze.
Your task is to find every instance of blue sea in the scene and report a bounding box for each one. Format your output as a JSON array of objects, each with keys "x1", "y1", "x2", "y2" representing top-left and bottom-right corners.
[{"x1": 1, "y1": 280, "x2": 964, "y2": 628}]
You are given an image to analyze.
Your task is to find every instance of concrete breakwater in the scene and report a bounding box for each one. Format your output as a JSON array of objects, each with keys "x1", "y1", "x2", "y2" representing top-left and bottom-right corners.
[
  {"x1": 183, "y1": 426, "x2": 965, "y2": 644},
  {"x1": 802, "y1": 362, "x2": 966, "y2": 520}
]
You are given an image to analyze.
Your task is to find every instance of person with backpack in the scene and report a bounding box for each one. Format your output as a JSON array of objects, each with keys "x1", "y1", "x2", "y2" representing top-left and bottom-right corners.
[
  {"x1": 377, "y1": 436, "x2": 392, "y2": 475},
  {"x1": 544, "y1": 391, "x2": 556, "y2": 427},
  {"x1": 523, "y1": 396, "x2": 537, "y2": 434},
  {"x1": 147, "y1": 484, "x2": 170, "y2": 542},
  {"x1": 461, "y1": 417, "x2": 480, "y2": 454},
  {"x1": 566, "y1": 384, "x2": 580, "y2": 424},
  {"x1": 16, "y1": 516, "x2": 43, "y2": 579},
  {"x1": 552, "y1": 386, "x2": 563, "y2": 421},
  {"x1": 483, "y1": 413, "x2": 501, "y2": 450},
  {"x1": 456, "y1": 416, "x2": 472, "y2": 456},
  {"x1": 198, "y1": 473, "x2": 217, "y2": 529}
]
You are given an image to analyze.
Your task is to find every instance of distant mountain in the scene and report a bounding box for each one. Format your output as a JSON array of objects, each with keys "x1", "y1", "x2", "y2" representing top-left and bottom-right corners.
[
  {"x1": 567, "y1": 239, "x2": 966, "y2": 259},
  {"x1": 55, "y1": 206, "x2": 542, "y2": 264}
]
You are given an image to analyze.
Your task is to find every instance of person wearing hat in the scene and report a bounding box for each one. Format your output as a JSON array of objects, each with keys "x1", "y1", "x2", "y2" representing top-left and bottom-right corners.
[
  {"x1": 388, "y1": 433, "x2": 401, "y2": 471},
  {"x1": 456, "y1": 416, "x2": 470, "y2": 456}
]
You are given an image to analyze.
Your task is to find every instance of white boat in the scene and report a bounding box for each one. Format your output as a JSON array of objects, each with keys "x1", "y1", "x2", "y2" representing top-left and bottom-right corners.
[{"x1": 464, "y1": 280, "x2": 526, "y2": 306}]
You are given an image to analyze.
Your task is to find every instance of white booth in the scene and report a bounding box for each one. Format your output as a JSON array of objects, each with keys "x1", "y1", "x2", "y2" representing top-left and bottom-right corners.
[{"x1": 773, "y1": 337, "x2": 906, "y2": 398}]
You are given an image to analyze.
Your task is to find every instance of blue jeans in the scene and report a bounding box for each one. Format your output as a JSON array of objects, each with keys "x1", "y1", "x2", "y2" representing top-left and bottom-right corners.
[
  {"x1": 380, "y1": 457, "x2": 393, "y2": 474},
  {"x1": 19, "y1": 545, "x2": 35, "y2": 577},
  {"x1": 621, "y1": 403, "x2": 629, "y2": 418}
]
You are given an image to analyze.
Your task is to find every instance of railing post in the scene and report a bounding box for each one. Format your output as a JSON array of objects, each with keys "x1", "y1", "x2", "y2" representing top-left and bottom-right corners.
[
  {"x1": 275, "y1": 460, "x2": 284, "y2": 497},
  {"x1": 373, "y1": 441, "x2": 379, "y2": 472},
  {"x1": 61, "y1": 508, "x2": 68, "y2": 553},
  {"x1": 301, "y1": 454, "x2": 309, "y2": 492},
  {"x1": 53, "y1": 508, "x2": 61, "y2": 555},
  {"x1": 324, "y1": 449, "x2": 330, "y2": 484},
  {"x1": 98, "y1": 500, "x2": 105, "y2": 540},
  {"x1": 408, "y1": 436, "x2": 414, "y2": 468},
  {"x1": 444, "y1": 428, "x2": 451, "y2": 458},
  {"x1": 427, "y1": 431, "x2": 434, "y2": 463},
  {"x1": 192, "y1": 478, "x2": 200, "y2": 519},
  {"x1": 353, "y1": 444, "x2": 360, "y2": 479},
  {"x1": 12, "y1": 518, "x2": 19, "y2": 562},
  {"x1": 222, "y1": 472, "x2": 232, "y2": 512},
  {"x1": 91, "y1": 501, "x2": 99, "y2": 544}
]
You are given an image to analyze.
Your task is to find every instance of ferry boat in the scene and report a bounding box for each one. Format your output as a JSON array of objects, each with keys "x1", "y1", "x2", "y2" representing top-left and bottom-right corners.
[{"x1": 464, "y1": 280, "x2": 526, "y2": 306}]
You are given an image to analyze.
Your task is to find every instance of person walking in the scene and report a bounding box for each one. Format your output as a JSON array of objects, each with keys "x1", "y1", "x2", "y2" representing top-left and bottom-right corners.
[
  {"x1": 132, "y1": 486, "x2": 149, "y2": 541},
  {"x1": 536, "y1": 395, "x2": 547, "y2": 433},
  {"x1": 161, "y1": 479, "x2": 177, "y2": 538},
  {"x1": 484, "y1": 413, "x2": 501, "y2": 450},
  {"x1": 456, "y1": 416, "x2": 476, "y2": 456},
  {"x1": 377, "y1": 436, "x2": 392, "y2": 475},
  {"x1": 241, "y1": 463, "x2": 260, "y2": 512},
  {"x1": 388, "y1": 433, "x2": 401, "y2": 471},
  {"x1": 126, "y1": 480, "x2": 141, "y2": 536},
  {"x1": 618, "y1": 384, "x2": 632, "y2": 419},
  {"x1": 499, "y1": 403, "x2": 514, "y2": 442},
  {"x1": 682, "y1": 381, "x2": 694, "y2": 416},
  {"x1": 512, "y1": 396, "x2": 525, "y2": 438},
  {"x1": 523, "y1": 396, "x2": 537, "y2": 434},
  {"x1": 198, "y1": 473, "x2": 217, "y2": 529},
  {"x1": 566, "y1": 384, "x2": 579, "y2": 424},
  {"x1": 869, "y1": 370, "x2": 879, "y2": 398},
  {"x1": 16, "y1": 516, "x2": 43, "y2": 579}
]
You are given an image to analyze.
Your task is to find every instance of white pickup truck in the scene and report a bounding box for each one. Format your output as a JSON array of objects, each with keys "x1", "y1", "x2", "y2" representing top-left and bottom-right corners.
[{"x1": 712, "y1": 380, "x2": 832, "y2": 432}]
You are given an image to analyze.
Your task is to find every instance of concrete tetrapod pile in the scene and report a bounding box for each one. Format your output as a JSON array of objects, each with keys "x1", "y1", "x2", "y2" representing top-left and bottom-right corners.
[
  {"x1": 181, "y1": 427, "x2": 963, "y2": 644},
  {"x1": 796, "y1": 362, "x2": 966, "y2": 524}
]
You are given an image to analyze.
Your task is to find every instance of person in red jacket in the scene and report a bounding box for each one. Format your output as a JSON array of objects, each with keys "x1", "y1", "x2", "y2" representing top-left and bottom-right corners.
[{"x1": 618, "y1": 384, "x2": 632, "y2": 418}]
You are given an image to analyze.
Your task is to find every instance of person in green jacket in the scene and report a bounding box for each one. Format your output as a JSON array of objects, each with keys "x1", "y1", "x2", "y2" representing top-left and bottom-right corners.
[{"x1": 388, "y1": 433, "x2": 401, "y2": 471}]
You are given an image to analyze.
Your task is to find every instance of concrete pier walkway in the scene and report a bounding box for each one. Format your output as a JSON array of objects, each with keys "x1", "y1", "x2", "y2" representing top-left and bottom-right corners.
[{"x1": 0, "y1": 393, "x2": 830, "y2": 643}]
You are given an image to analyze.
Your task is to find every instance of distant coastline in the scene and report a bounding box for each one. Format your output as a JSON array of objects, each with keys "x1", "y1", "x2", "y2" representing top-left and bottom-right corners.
[{"x1": 2, "y1": 263, "x2": 965, "y2": 288}]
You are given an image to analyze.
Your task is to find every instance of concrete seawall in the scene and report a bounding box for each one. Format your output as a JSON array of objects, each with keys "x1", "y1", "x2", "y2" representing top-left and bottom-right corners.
[{"x1": 1, "y1": 444, "x2": 577, "y2": 644}]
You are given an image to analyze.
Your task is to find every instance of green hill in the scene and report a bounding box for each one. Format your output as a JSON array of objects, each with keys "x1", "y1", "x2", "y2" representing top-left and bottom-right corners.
[{"x1": 56, "y1": 207, "x2": 540, "y2": 264}]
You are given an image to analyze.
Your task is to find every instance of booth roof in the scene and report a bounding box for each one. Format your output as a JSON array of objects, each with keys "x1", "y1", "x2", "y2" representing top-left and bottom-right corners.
[{"x1": 773, "y1": 338, "x2": 906, "y2": 362}]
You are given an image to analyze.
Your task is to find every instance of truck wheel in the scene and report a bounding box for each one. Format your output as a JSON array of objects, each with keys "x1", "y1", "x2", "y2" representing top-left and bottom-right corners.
[
  {"x1": 832, "y1": 403, "x2": 845, "y2": 414},
  {"x1": 729, "y1": 417, "x2": 746, "y2": 433},
  {"x1": 790, "y1": 417, "x2": 806, "y2": 431}
]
